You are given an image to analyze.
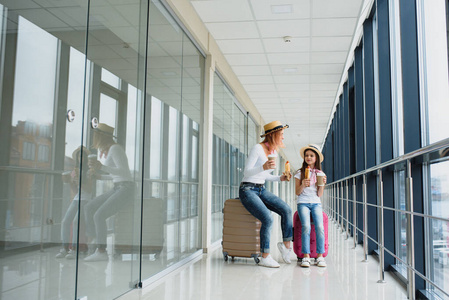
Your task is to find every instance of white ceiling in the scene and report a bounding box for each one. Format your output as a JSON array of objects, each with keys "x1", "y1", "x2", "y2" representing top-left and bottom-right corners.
[{"x1": 190, "y1": 0, "x2": 366, "y2": 169}]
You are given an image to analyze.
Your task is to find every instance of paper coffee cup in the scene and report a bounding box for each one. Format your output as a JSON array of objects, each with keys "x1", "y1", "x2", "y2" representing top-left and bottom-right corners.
[
  {"x1": 62, "y1": 171, "x2": 72, "y2": 182},
  {"x1": 88, "y1": 154, "x2": 97, "y2": 162},
  {"x1": 267, "y1": 154, "x2": 276, "y2": 169},
  {"x1": 317, "y1": 172, "x2": 325, "y2": 186}
]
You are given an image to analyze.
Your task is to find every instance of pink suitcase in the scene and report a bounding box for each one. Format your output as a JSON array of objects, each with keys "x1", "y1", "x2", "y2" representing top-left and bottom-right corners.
[{"x1": 293, "y1": 211, "x2": 329, "y2": 259}]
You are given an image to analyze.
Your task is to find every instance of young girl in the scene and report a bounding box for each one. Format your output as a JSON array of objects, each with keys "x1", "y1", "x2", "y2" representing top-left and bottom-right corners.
[
  {"x1": 56, "y1": 146, "x2": 92, "y2": 259},
  {"x1": 294, "y1": 144, "x2": 327, "y2": 267}
]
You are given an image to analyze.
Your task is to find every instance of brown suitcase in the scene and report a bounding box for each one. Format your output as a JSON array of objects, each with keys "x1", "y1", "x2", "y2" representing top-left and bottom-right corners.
[
  {"x1": 222, "y1": 198, "x2": 261, "y2": 263},
  {"x1": 114, "y1": 197, "x2": 164, "y2": 258}
]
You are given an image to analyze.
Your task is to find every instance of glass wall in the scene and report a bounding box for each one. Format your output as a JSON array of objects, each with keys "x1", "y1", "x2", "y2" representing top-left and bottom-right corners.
[
  {"x1": 418, "y1": 0, "x2": 449, "y2": 297},
  {"x1": 322, "y1": 0, "x2": 449, "y2": 297},
  {"x1": 0, "y1": 1, "x2": 203, "y2": 299},
  {"x1": 211, "y1": 74, "x2": 248, "y2": 243}
]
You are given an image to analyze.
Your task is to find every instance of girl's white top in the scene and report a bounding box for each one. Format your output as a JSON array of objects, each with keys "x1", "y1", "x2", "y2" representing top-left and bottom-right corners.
[
  {"x1": 241, "y1": 144, "x2": 281, "y2": 184},
  {"x1": 294, "y1": 169, "x2": 325, "y2": 204},
  {"x1": 101, "y1": 144, "x2": 133, "y2": 183}
]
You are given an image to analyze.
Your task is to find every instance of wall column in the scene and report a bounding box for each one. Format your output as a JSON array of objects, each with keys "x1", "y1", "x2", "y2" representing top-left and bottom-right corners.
[{"x1": 201, "y1": 54, "x2": 215, "y2": 253}]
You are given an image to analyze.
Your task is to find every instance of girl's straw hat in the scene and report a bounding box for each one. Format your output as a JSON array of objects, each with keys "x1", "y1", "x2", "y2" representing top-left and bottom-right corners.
[{"x1": 300, "y1": 144, "x2": 324, "y2": 162}]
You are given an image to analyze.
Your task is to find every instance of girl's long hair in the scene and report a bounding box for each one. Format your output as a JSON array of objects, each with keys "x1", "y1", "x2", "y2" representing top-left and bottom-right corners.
[
  {"x1": 298, "y1": 149, "x2": 322, "y2": 182},
  {"x1": 261, "y1": 130, "x2": 284, "y2": 153}
]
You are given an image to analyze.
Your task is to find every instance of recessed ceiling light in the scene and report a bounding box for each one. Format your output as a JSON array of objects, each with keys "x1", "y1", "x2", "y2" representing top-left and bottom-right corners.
[
  {"x1": 283, "y1": 68, "x2": 297, "y2": 73},
  {"x1": 271, "y1": 4, "x2": 293, "y2": 14}
]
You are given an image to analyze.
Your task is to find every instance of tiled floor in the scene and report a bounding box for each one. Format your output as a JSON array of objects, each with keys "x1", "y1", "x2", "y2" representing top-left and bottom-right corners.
[{"x1": 118, "y1": 222, "x2": 408, "y2": 300}]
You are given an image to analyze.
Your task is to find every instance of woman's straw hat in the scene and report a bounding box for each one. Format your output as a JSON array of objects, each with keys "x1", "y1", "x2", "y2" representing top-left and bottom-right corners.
[
  {"x1": 300, "y1": 144, "x2": 324, "y2": 162},
  {"x1": 94, "y1": 123, "x2": 115, "y2": 136},
  {"x1": 260, "y1": 120, "x2": 289, "y2": 137}
]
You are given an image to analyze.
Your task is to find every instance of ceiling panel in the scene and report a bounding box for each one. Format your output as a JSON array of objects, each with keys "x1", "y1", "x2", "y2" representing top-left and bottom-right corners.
[{"x1": 191, "y1": 0, "x2": 365, "y2": 168}]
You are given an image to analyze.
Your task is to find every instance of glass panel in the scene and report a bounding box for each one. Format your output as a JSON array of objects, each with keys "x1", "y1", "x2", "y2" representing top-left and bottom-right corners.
[
  {"x1": 99, "y1": 93, "x2": 118, "y2": 128},
  {"x1": 141, "y1": 0, "x2": 203, "y2": 280},
  {"x1": 101, "y1": 68, "x2": 120, "y2": 90},
  {"x1": 150, "y1": 97, "x2": 163, "y2": 179},
  {"x1": 0, "y1": 1, "x2": 88, "y2": 299},
  {"x1": 420, "y1": 0, "x2": 449, "y2": 144},
  {"x1": 429, "y1": 161, "x2": 449, "y2": 298},
  {"x1": 395, "y1": 169, "x2": 407, "y2": 276},
  {"x1": 76, "y1": 0, "x2": 146, "y2": 298}
]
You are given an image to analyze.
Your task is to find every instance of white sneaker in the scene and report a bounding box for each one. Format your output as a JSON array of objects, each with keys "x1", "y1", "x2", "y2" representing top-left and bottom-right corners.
[
  {"x1": 258, "y1": 255, "x2": 280, "y2": 268},
  {"x1": 56, "y1": 249, "x2": 68, "y2": 258},
  {"x1": 316, "y1": 256, "x2": 327, "y2": 267},
  {"x1": 65, "y1": 249, "x2": 76, "y2": 259},
  {"x1": 300, "y1": 257, "x2": 311, "y2": 268},
  {"x1": 84, "y1": 249, "x2": 109, "y2": 262},
  {"x1": 277, "y1": 242, "x2": 292, "y2": 264}
]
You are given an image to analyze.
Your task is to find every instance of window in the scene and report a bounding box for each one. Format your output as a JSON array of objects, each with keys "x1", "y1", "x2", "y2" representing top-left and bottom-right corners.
[
  {"x1": 22, "y1": 142, "x2": 35, "y2": 160},
  {"x1": 37, "y1": 145, "x2": 49, "y2": 162}
]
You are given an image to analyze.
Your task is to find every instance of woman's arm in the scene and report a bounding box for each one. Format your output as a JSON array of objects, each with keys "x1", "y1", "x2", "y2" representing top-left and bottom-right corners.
[
  {"x1": 101, "y1": 145, "x2": 131, "y2": 177},
  {"x1": 243, "y1": 145, "x2": 266, "y2": 177}
]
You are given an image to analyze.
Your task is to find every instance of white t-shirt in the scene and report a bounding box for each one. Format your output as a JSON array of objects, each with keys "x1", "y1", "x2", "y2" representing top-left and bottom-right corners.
[
  {"x1": 294, "y1": 169, "x2": 325, "y2": 204},
  {"x1": 241, "y1": 144, "x2": 281, "y2": 184}
]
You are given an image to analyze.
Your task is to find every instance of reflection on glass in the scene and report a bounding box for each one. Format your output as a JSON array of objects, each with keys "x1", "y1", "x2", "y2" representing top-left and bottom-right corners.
[
  {"x1": 395, "y1": 170, "x2": 407, "y2": 276},
  {"x1": 150, "y1": 97, "x2": 162, "y2": 179},
  {"x1": 99, "y1": 93, "x2": 118, "y2": 129},
  {"x1": 430, "y1": 162, "x2": 449, "y2": 298},
  {"x1": 421, "y1": 0, "x2": 449, "y2": 144}
]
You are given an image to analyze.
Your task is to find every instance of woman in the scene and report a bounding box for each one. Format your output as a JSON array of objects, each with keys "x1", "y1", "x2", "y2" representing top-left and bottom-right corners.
[
  {"x1": 239, "y1": 120, "x2": 293, "y2": 268},
  {"x1": 84, "y1": 123, "x2": 134, "y2": 262}
]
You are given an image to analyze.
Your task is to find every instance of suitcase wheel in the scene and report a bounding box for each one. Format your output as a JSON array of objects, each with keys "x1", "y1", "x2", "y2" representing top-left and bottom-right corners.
[
  {"x1": 223, "y1": 252, "x2": 228, "y2": 262},
  {"x1": 254, "y1": 257, "x2": 260, "y2": 264}
]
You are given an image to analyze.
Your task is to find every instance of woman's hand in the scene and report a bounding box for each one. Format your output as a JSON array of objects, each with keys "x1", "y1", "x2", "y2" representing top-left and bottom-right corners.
[
  {"x1": 280, "y1": 174, "x2": 288, "y2": 181},
  {"x1": 302, "y1": 178, "x2": 310, "y2": 187},
  {"x1": 263, "y1": 160, "x2": 276, "y2": 170},
  {"x1": 323, "y1": 176, "x2": 327, "y2": 185}
]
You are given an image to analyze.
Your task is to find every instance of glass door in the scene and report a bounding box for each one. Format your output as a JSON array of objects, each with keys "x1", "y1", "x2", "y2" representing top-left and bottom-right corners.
[{"x1": 75, "y1": 0, "x2": 147, "y2": 298}]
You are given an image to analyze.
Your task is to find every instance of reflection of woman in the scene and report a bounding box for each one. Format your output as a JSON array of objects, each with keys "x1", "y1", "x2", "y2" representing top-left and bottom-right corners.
[
  {"x1": 56, "y1": 146, "x2": 92, "y2": 259},
  {"x1": 239, "y1": 121, "x2": 293, "y2": 268},
  {"x1": 84, "y1": 123, "x2": 134, "y2": 262}
]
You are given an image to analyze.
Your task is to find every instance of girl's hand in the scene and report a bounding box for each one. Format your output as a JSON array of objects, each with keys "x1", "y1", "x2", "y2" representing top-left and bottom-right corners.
[
  {"x1": 88, "y1": 160, "x2": 102, "y2": 171},
  {"x1": 263, "y1": 160, "x2": 276, "y2": 170},
  {"x1": 302, "y1": 179, "x2": 310, "y2": 187},
  {"x1": 323, "y1": 176, "x2": 327, "y2": 185},
  {"x1": 280, "y1": 174, "x2": 288, "y2": 181}
]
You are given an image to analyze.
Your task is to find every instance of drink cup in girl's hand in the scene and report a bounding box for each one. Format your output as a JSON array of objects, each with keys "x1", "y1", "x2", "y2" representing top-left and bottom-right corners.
[{"x1": 317, "y1": 172, "x2": 325, "y2": 186}]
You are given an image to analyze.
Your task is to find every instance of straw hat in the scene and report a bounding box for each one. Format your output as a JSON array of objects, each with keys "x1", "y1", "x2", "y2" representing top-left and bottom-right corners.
[
  {"x1": 260, "y1": 120, "x2": 289, "y2": 137},
  {"x1": 72, "y1": 146, "x2": 90, "y2": 161},
  {"x1": 300, "y1": 144, "x2": 324, "y2": 162},
  {"x1": 94, "y1": 123, "x2": 115, "y2": 136}
]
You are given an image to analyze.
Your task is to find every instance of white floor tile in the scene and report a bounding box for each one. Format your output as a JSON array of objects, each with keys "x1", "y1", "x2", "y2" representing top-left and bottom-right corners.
[{"x1": 118, "y1": 222, "x2": 408, "y2": 300}]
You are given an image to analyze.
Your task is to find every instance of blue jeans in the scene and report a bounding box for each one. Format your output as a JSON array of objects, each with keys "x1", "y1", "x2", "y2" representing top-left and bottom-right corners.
[
  {"x1": 239, "y1": 183, "x2": 292, "y2": 253},
  {"x1": 297, "y1": 203, "x2": 325, "y2": 254},
  {"x1": 84, "y1": 182, "x2": 135, "y2": 250}
]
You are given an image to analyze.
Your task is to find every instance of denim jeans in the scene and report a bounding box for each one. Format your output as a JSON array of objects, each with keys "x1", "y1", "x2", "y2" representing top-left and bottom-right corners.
[
  {"x1": 297, "y1": 203, "x2": 325, "y2": 254},
  {"x1": 84, "y1": 182, "x2": 135, "y2": 250},
  {"x1": 61, "y1": 199, "x2": 80, "y2": 248},
  {"x1": 239, "y1": 183, "x2": 292, "y2": 253}
]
